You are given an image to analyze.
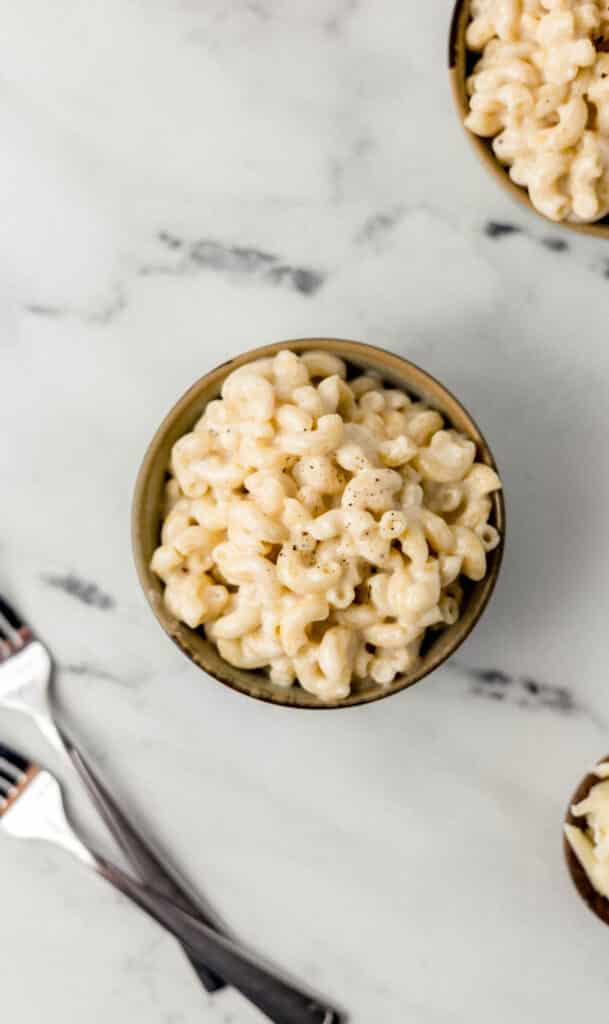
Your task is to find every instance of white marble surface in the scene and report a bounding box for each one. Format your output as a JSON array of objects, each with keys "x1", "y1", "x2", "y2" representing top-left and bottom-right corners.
[{"x1": 2, "y1": 1, "x2": 609, "y2": 1021}]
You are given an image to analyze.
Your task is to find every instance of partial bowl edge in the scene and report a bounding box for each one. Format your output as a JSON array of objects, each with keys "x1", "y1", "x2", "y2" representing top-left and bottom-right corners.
[
  {"x1": 448, "y1": 0, "x2": 609, "y2": 239},
  {"x1": 564, "y1": 754, "x2": 609, "y2": 926}
]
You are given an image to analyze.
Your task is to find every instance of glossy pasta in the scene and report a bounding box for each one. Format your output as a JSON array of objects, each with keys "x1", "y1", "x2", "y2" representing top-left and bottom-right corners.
[
  {"x1": 151, "y1": 351, "x2": 501, "y2": 701},
  {"x1": 465, "y1": 0, "x2": 609, "y2": 223}
]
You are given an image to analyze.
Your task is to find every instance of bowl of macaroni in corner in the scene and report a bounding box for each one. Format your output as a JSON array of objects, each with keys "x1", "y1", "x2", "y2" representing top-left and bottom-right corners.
[
  {"x1": 449, "y1": 0, "x2": 609, "y2": 235},
  {"x1": 132, "y1": 339, "x2": 505, "y2": 709}
]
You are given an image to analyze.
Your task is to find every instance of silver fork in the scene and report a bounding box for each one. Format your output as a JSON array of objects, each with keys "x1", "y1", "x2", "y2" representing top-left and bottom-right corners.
[
  {"x1": 0, "y1": 597, "x2": 64, "y2": 755},
  {"x1": 0, "y1": 594, "x2": 224, "y2": 993},
  {"x1": 0, "y1": 743, "x2": 339, "y2": 1024}
]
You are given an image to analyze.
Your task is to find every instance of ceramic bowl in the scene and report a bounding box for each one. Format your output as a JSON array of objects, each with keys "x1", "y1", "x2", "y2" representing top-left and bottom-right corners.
[
  {"x1": 564, "y1": 755, "x2": 609, "y2": 926},
  {"x1": 449, "y1": 0, "x2": 609, "y2": 238},
  {"x1": 132, "y1": 338, "x2": 505, "y2": 709}
]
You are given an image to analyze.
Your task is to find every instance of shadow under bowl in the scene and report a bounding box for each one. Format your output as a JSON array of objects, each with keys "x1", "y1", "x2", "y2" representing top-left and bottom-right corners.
[
  {"x1": 132, "y1": 338, "x2": 505, "y2": 709},
  {"x1": 449, "y1": 0, "x2": 609, "y2": 238}
]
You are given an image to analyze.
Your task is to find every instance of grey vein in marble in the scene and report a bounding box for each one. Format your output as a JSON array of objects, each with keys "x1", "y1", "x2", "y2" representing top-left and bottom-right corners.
[
  {"x1": 483, "y1": 221, "x2": 522, "y2": 240},
  {"x1": 323, "y1": 0, "x2": 360, "y2": 35},
  {"x1": 480, "y1": 217, "x2": 609, "y2": 281},
  {"x1": 86, "y1": 285, "x2": 128, "y2": 324},
  {"x1": 140, "y1": 232, "x2": 325, "y2": 295},
  {"x1": 541, "y1": 236, "x2": 569, "y2": 252},
  {"x1": 23, "y1": 285, "x2": 127, "y2": 325},
  {"x1": 354, "y1": 200, "x2": 461, "y2": 249},
  {"x1": 62, "y1": 662, "x2": 126, "y2": 686},
  {"x1": 355, "y1": 205, "x2": 406, "y2": 245},
  {"x1": 327, "y1": 136, "x2": 375, "y2": 204},
  {"x1": 23, "y1": 303, "x2": 66, "y2": 317},
  {"x1": 483, "y1": 219, "x2": 571, "y2": 253},
  {"x1": 42, "y1": 573, "x2": 115, "y2": 611},
  {"x1": 465, "y1": 665, "x2": 586, "y2": 716},
  {"x1": 484, "y1": 217, "x2": 601, "y2": 257}
]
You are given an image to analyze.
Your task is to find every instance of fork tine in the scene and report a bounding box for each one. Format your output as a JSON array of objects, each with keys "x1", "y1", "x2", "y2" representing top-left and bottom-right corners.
[
  {"x1": 0, "y1": 608, "x2": 19, "y2": 645},
  {"x1": 0, "y1": 596, "x2": 23, "y2": 631},
  {"x1": 0, "y1": 743, "x2": 30, "y2": 773},
  {"x1": 0, "y1": 747, "x2": 29, "y2": 807},
  {"x1": 0, "y1": 758, "x2": 23, "y2": 783},
  {"x1": 0, "y1": 596, "x2": 30, "y2": 649}
]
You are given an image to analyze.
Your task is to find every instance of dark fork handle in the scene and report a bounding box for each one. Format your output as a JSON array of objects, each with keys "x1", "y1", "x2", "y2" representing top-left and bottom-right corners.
[
  {"x1": 96, "y1": 858, "x2": 340, "y2": 1024},
  {"x1": 64, "y1": 738, "x2": 225, "y2": 993}
]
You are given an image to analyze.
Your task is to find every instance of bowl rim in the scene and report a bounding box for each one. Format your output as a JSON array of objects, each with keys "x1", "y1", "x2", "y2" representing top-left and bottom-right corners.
[
  {"x1": 564, "y1": 755, "x2": 609, "y2": 926},
  {"x1": 132, "y1": 337, "x2": 506, "y2": 710},
  {"x1": 448, "y1": 0, "x2": 609, "y2": 239}
]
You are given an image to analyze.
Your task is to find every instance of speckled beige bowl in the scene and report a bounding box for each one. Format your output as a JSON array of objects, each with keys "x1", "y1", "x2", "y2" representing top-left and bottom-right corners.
[
  {"x1": 449, "y1": 0, "x2": 609, "y2": 238},
  {"x1": 132, "y1": 338, "x2": 505, "y2": 709}
]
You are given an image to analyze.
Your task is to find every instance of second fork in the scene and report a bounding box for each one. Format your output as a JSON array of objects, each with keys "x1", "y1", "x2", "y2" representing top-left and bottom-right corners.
[{"x1": 0, "y1": 593, "x2": 225, "y2": 993}]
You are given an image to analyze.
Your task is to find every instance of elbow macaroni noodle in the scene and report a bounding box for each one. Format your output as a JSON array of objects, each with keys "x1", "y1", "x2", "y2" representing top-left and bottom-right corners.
[
  {"x1": 151, "y1": 351, "x2": 501, "y2": 702},
  {"x1": 465, "y1": 0, "x2": 609, "y2": 222}
]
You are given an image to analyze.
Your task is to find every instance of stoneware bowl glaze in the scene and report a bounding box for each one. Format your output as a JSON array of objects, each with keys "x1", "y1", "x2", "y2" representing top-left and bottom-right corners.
[
  {"x1": 132, "y1": 338, "x2": 505, "y2": 709},
  {"x1": 449, "y1": 0, "x2": 609, "y2": 238},
  {"x1": 564, "y1": 755, "x2": 609, "y2": 926}
]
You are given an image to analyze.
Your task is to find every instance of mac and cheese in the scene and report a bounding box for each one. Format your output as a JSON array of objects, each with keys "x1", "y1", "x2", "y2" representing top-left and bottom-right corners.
[
  {"x1": 565, "y1": 760, "x2": 609, "y2": 900},
  {"x1": 151, "y1": 351, "x2": 501, "y2": 702},
  {"x1": 465, "y1": 0, "x2": 609, "y2": 222}
]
